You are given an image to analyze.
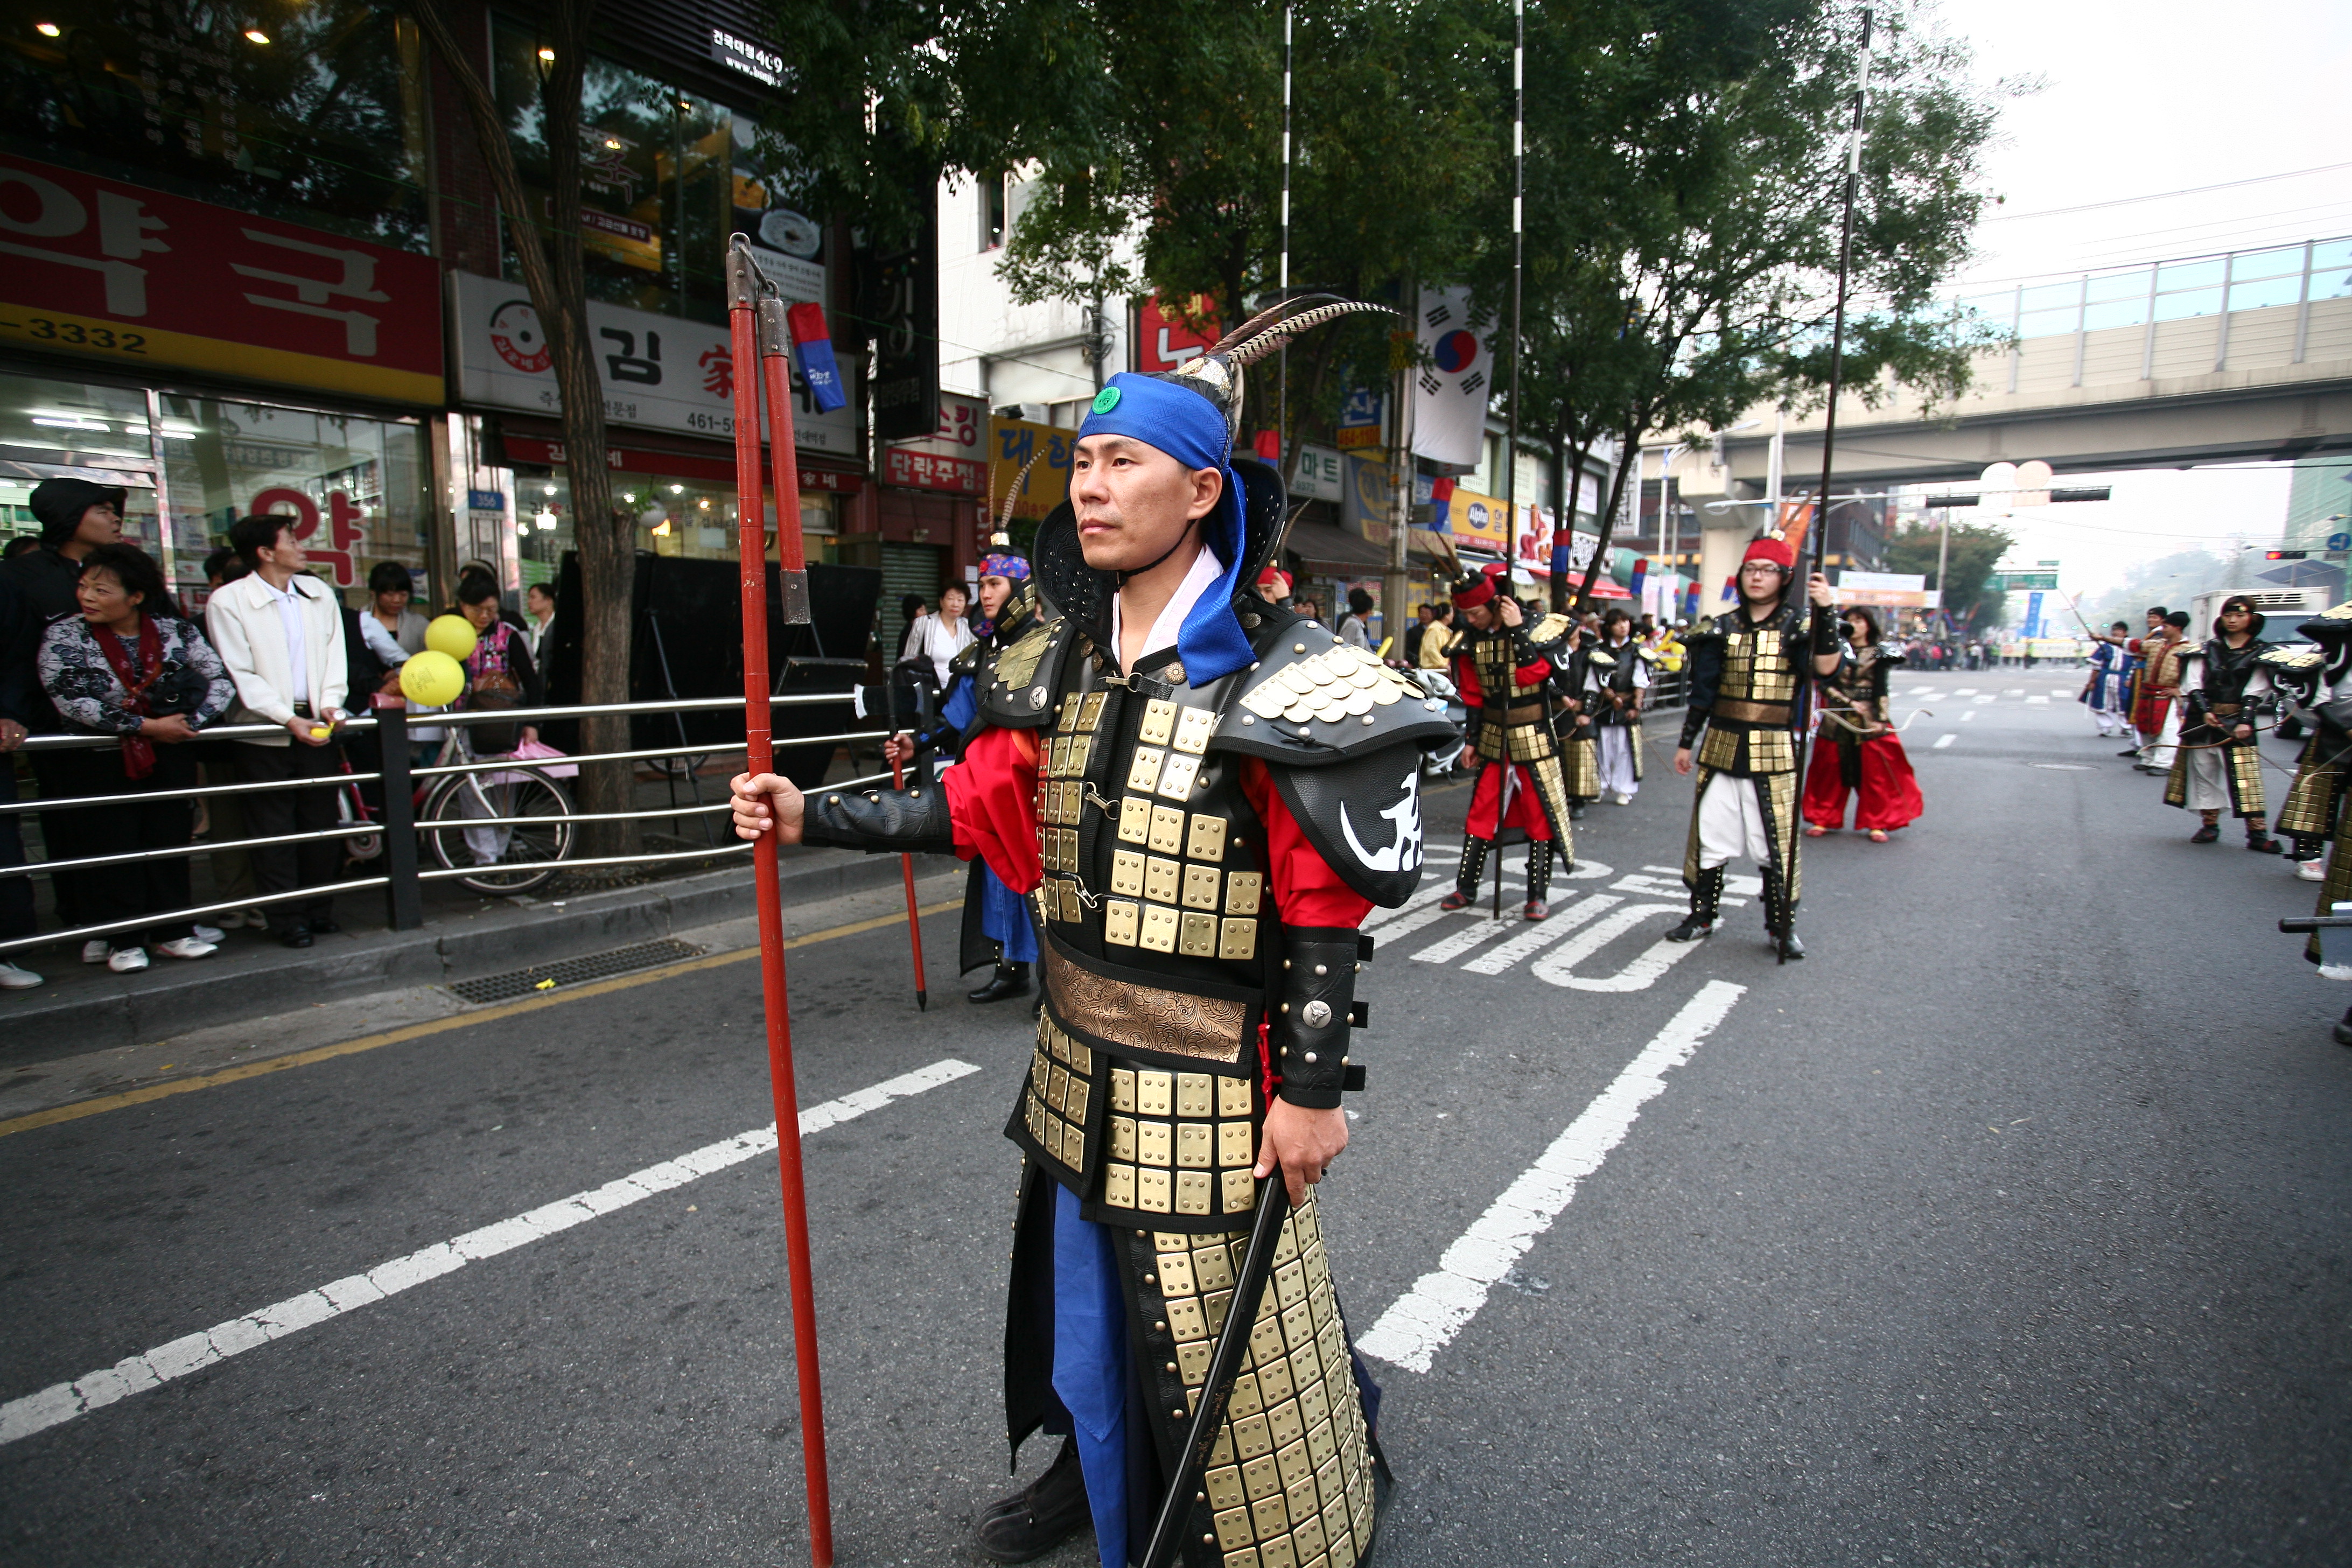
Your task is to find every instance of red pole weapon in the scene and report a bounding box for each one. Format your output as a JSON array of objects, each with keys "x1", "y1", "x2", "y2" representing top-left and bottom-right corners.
[
  {"x1": 727, "y1": 236, "x2": 836, "y2": 1567},
  {"x1": 887, "y1": 747, "x2": 930, "y2": 1009}
]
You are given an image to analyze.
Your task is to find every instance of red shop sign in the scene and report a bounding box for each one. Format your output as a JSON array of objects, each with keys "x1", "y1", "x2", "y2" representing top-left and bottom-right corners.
[{"x1": 0, "y1": 152, "x2": 444, "y2": 404}]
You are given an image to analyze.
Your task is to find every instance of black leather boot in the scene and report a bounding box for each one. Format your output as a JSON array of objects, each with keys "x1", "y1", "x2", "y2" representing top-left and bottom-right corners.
[
  {"x1": 1523, "y1": 839, "x2": 1554, "y2": 920},
  {"x1": 1666, "y1": 866, "x2": 1722, "y2": 942},
  {"x1": 975, "y1": 1437, "x2": 1091, "y2": 1562},
  {"x1": 1762, "y1": 868, "x2": 1805, "y2": 961},
  {"x1": 1440, "y1": 836, "x2": 1492, "y2": 912},
  {"x1": 968, "y1": 962, "x2": 1032, "y2": 1003}
]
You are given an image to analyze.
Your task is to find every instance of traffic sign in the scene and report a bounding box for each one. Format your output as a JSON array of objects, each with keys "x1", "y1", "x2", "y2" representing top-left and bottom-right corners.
[{"x1": 2329, "y1": 532, "x2": 2350, "y2": 551}]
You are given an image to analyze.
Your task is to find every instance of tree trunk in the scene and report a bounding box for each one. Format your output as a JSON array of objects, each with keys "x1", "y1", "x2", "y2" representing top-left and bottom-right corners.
[
  {"x1": 1572, "y1": 424, "x2": 1640, "y2": 614},
  {"x1": 411, "y1": 0, "x2": 636, "y2": 858}
]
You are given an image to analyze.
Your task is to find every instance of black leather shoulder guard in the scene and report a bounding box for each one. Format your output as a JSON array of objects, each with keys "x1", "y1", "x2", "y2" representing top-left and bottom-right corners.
[
  {"x1": 1212, "y1": 619, "x2": 1458, "y2": 765},
  {"x1": 975, "y1": 613, "x2": 1080, "y2": 729},
  {"x1": 1268, "y1": 741, "x2": 1430, "y2": 908}
]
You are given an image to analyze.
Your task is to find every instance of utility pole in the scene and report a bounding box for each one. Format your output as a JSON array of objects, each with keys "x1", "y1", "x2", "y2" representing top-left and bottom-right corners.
[{"x1": 1278, "y1": 3, "x2": 1292, "y2": 470}]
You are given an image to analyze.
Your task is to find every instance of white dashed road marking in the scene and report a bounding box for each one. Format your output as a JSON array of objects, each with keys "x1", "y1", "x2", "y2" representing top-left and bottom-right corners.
[
  {"x1": 1934, "y1": 733, "x2": 1957, "y2": 749},
  {"x1": 0, "y1": 1059, "x2": 984, "y2": 1447},
  {"x1": 1356, "y1": 981, "x2": 1747, "y2": 1373}
]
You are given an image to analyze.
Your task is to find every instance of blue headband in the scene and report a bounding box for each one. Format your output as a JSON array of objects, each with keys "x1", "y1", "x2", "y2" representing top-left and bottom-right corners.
[{"x1": 1075, "y1": 373, "x2": 1255, "y2": 683}]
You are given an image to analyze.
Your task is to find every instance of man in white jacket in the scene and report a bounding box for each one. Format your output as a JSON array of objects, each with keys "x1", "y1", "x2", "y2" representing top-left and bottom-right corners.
[{"x1": 205, "y1": 515, "x2": 349, "y2": 948}]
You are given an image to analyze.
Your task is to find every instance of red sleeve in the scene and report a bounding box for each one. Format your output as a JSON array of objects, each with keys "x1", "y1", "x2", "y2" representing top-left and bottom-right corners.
[
  {"x1": 1238, "y1": 758, "x2": 1374, "y2": 930},
  {"x1": 943, "y1": 725, "x2": 1042, "y2": 894},
  {"x1": 1453, "y1": 653, "x2": 1483, "y2": 706},
  {"x1": 1516, "y1": 657, "x2": 1553, "y2": 685}
]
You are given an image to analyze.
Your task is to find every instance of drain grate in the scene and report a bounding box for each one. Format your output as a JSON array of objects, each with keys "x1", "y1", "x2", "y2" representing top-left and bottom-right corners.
[{"x1": 451, "y1": 938, "x2": 706, "y2": 1004}]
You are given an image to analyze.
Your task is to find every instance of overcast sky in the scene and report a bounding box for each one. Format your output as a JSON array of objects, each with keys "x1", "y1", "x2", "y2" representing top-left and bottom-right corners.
[{"x1": 1900, "y1": 0, "x2": 2350, "y2": 594}]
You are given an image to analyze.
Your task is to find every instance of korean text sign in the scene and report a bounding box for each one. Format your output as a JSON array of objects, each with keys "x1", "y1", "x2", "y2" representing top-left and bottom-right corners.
[
  {"x1": 0, "y1": 153, "x2": 444, "y2": 403},
  {"x1": 989, "y1": 416, "x2": 1074, "y2": 521}
]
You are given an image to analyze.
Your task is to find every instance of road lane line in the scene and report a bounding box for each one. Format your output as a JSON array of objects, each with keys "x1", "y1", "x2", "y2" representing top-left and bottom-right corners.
[
  {"x1": 1355, "y1": 982, "x2": 1746, "y2": 1373},
  {"x1": 1530, "y1": 905, "x2": 1696, "y2": 991},
  {"x1": 0, "y1": 1057, "x2": 982, "y2": 1447},
  {"x1": 1934, "y1": 733, "x2": 1957, "y2": 748},
  {"x1": 1459, "y1": 894, "x2": 1622, "y2": 974},
  {"x1": 0, "y1": 900, "x2": 964, "y2": 1140}
]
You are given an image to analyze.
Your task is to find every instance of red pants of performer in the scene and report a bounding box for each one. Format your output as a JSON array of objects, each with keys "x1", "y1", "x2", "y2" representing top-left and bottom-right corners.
[
  {"x1": 1464, "y1": 759, "x2": 1556, "y2": 840},
  {"x1": 1803, "y1": 734, "x2": 1923, "y2": 832},
  {"x1": 2132, "y1": 694, "x2": 2171, "y2": 739}
]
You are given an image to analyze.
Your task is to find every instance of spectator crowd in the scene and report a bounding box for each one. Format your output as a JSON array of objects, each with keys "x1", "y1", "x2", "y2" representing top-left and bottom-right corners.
[{"x1": 1, "y1": 477, "x2": 548, "y2": 993}]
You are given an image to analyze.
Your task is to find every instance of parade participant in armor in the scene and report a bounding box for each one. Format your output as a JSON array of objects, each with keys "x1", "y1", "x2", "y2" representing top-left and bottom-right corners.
[
  {"x1": 2165, "y1": 594, "x2": 2281, "y2": 850},
  {"x1": 733, "y1": 300, "x2": 1439, "y2": 1568},
  {"x1": 1664, "y1": 536, "x2": 1843, "y2": 959},
  {"x1": 2269, "y1": 602, "x2": 2352, "y2": 880},
  {"x1": 1553, "y1": 617, "x2": 1602, "y2": 817},
  {"x1": 1440, "y1": 563, "x2": 1577, "y2": 919},
  {"x1": 1589, "y1": 607, "x2": 1649, "y2": 804},
  {"x1": 1802, "y1": 606, "x2": 1921, "y2": 841},
  {"x1": 2131, "y1": 608, "x2": 2184, "y2": 766},
  {"x1": 2081, "y1": 622, "x2": 2136, "y2": 739},
  {"x1": 888, "y1": 522, "x2": 1048, "y2": 1001}
]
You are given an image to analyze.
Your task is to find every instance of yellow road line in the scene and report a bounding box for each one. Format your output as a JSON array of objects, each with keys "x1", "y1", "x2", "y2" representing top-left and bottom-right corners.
[{"x1": 0, "y1": 899, "x2": 964, "y2": 1141}]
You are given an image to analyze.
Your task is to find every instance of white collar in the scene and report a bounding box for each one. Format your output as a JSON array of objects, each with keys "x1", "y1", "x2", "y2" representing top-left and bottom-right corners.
[{"x1": 1112, "y1": 543, "x2": 1225, "y2": 668}]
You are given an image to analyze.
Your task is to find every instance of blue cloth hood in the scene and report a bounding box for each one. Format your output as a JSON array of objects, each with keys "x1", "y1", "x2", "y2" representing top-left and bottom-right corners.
[{"x1": 1075, "y1": 373, "x2": 1255, "y2": 684}]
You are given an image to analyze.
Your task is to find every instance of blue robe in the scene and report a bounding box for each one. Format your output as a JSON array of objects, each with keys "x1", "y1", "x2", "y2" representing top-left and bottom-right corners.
[{"x1": 2083, "y1": 641, "x2": 2132, "y2": 712}]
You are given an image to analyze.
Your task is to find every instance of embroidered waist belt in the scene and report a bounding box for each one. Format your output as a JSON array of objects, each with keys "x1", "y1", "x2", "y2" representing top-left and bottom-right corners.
[{"x1": 1714, "y1": 698, "x2": 1793, "y2": 725}]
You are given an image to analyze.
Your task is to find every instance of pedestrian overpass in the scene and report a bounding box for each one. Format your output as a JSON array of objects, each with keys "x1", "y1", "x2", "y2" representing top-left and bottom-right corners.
[{"x1": 1679, "y1": 235, "x2": 2352, "y2": 491}]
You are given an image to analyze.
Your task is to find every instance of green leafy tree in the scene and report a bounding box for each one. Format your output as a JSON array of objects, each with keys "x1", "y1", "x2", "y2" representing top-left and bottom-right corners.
[
  {"x1": 1493, "y1": 0, "x2": 2012, "y2": 608},
  {"x1": 1883, "y1": 520, "x2": 2012, "y2": 627}
]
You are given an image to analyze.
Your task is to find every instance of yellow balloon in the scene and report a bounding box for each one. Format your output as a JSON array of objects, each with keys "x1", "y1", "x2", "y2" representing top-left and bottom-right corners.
[
  {"x1": 424, "y1": 613, "x2": 478, "y2": 661},
  {"x1": 400, "y1": 649, "x2": 465, "y2": 708}
]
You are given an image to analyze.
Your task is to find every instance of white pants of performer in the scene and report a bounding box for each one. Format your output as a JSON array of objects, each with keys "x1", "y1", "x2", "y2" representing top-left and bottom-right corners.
[
  {"x1": 1597, "y1": 727, "x2": 1639, "y2": 800},
  {"x1": 2088, "y1": 700, "x2": 2131, "y2": 738},
  {"x1": 2144, "y1": 703, "x2": 2181, "y2": 771},
  {"x1": 2183, "y1": 746, "x2": 2235, "y2": 811},
  {"x1": 1695, "y1": 773, "x2": 1773, "y2": 870}
]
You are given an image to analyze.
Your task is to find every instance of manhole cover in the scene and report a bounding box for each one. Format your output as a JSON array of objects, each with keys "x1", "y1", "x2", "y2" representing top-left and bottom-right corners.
[{"x1": 451, "y1": 938, "x2": 706, "y2": 1003}]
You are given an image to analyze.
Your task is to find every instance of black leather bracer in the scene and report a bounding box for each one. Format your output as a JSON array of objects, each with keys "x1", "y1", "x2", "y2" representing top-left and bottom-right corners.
[
  {"x1": 1679, "y1": 705, "x2": 1709, "y2": 749},
  {"x1": 1275, "y1": 926, "x2": 1369, "y2": 1109},
  {"x1": 799, "y1": 781, "x2": 956, "y2": 856},
  {"x1": 1808, "y1": 606, "x2": 1842, "y2": 662}
]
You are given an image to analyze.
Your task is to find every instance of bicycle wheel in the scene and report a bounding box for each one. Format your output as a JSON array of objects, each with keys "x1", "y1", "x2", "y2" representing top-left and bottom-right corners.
[{"x1": 423, "y1": 765, "x2": 576, "y2": 896}]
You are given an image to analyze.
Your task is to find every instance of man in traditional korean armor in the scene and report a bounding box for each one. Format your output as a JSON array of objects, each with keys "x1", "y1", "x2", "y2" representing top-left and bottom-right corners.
[
  {"x1": 1440, "y1": 565, "x2": 1577, "y2": 920},
  {"x1": 731, "y1": 302, "x2": 1448, "y2": 1568},
  {"x1": 1665, "y1": 535, "x2": 1843, "y2": 960},
  {"x1": 2272, "y1": 601, "x2": 2352, "y2": 880}
]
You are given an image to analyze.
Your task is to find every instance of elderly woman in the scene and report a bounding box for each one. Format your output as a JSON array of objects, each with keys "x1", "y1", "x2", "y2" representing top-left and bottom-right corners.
[
  {"x1": 37, "y1": 543, "x2": 235, "y2": 972},
  {"x1": 900, "y1": 581, "x2": 975, "y2": 688}
]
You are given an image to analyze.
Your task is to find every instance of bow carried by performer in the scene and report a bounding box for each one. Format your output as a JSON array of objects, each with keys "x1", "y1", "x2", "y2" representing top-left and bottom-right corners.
[
  {"x1": 1439, "y1": 563, "x2": 1579, "y2": 920},
  {"x1": 1665, "y1": 535, "x2": 1844, "y2": 960},
  {"x1": 1801, "y1": 605, "x2": 1921, "y2": 842},
  {"x1": 732, "y1": 298, "x2": 1446, "y2": 1568},
  {"x1": 2163, "y1": 594, "x2": 2284, "y2": 852}
]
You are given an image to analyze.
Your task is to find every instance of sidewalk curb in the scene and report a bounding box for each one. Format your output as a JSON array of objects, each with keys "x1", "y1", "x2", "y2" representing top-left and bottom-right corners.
[{"x1": 2, "y1": 849, "x2": 962, "y2": 1059}]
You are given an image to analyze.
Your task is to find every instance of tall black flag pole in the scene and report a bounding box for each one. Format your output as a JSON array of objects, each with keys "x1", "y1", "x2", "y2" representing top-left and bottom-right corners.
[
  {"x1": 1787, "y1": 6, "x2": 1873, "y2": 968},
  {"x1": 1278, "y1": 4, "x2": 1292, "y2": 484},
  {"x1": 1504, "y1": 0, "x2": 1523, "y2": 579}
]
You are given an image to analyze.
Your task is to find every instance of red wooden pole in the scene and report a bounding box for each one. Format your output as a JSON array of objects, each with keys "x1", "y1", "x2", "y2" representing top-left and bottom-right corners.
[
  {"x1": 887, "y1": 751, "x2": 930, "y2": 1009},
  {"x1": 728, "y1": 239, "x2": 835, "y2": 1568}
]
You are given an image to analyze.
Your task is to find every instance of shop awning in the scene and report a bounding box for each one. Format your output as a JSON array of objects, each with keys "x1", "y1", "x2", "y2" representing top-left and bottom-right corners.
[{"x1": 1282, "y1": 518, "x2": 1391, "y2": 575}]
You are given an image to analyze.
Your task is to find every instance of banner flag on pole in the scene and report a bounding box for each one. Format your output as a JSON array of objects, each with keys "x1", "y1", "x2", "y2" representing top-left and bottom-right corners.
[{"x1": 786, "y1": 302, "x2": 848, "y2": 413}]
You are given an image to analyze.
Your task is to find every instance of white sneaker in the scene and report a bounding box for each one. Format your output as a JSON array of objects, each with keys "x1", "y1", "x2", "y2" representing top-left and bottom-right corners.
[
  {"x1": 0, "y1": 962, "x2": 43, "y2": 990},
  {"x1": 1614, "y1": 792, "x2": 1634, "y2": 805},
  {"x1": 2297, "y1": 858, "x2": 2327, "y2": 881},
  {"x1": 156, "y1": 937, "x2": 218, "y2": 960},
  {"x1": 82, "y1": 940, "x2": 111, "y2": 964},
  {"x1": 192, "y1": 923, "x2": 225, "y2": 943},
  {"x1": 107, "y1": 947, "x2": 150, "y2": 973}
]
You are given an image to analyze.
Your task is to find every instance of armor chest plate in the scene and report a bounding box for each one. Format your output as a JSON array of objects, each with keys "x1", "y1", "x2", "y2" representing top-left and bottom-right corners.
[
  {"x1": 1032, "y1": 643, "x2": 1269, "y2": 981},
  {"x1": 1469, "y1": 628, "x2": 1545, "y2": 701},
  {"x1": 1720, "y1": 625, "x2": 1796, "y2": 704}
]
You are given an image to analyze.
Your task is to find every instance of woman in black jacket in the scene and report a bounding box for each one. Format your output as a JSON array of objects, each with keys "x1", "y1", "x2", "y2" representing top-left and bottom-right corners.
[{"x1": 36, "y1": 543, "x2": 235, "y2": 971}]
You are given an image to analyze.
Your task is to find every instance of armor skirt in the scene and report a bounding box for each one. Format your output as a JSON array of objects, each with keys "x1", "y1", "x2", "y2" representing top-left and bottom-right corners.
[
  {"x1": 2274, "y1": 729, "x2": 2349, "y2": 842},
  {"x1": 2164, "y1": 729, "x2": 2265, "y2": 817},
  {"x1": 1683, "y1": 767, "x2": 1802, "y2": 901}
]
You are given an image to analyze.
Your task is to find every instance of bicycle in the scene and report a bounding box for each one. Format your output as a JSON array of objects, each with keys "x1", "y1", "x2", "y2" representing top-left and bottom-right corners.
[{"x1": 417, "y1": 724, "x2": 577, "y2": 896}]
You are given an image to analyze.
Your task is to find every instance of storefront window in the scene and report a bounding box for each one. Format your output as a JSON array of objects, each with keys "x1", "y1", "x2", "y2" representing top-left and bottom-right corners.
[
  {"x1": 492, "y1": 18, "x2": 733, "y2": 324},
  {"x1": 0, "y1": 0, "x2": 430, "y2": 250},
  {"x1": 0, "y1": 371, "x2": 163, "y2": 559},
  {"x1": 157, "y1": 395, "x2": 430, "y2": 604},
  {"x1": 508, "y1": 466, "x2": 839, "y2": 580}
]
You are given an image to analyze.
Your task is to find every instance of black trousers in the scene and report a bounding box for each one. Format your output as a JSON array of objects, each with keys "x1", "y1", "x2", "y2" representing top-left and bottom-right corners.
[
  {"x1": 26, "y1": 747, "x2": 92, "y2": 928},
  {"x1": 47, "y1": 744, "x2": 200, "y2": 947},
  {"x1": 234, "y1": 737, "x2": 344, "y2": 931},
  {"x1": 0, "y1": 759, "x2": 37, "y2": 942}
]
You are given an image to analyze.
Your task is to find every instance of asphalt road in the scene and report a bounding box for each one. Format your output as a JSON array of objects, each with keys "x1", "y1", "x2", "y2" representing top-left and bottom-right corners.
[{"x1": 3, "y1": 667, "x2": 2348, "y2": 1567}]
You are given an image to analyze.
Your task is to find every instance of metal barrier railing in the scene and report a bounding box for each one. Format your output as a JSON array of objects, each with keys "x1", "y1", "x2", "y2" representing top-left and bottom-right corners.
[{"x1": 1, "y1": 692, "x2": 887, "y2": 958}]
